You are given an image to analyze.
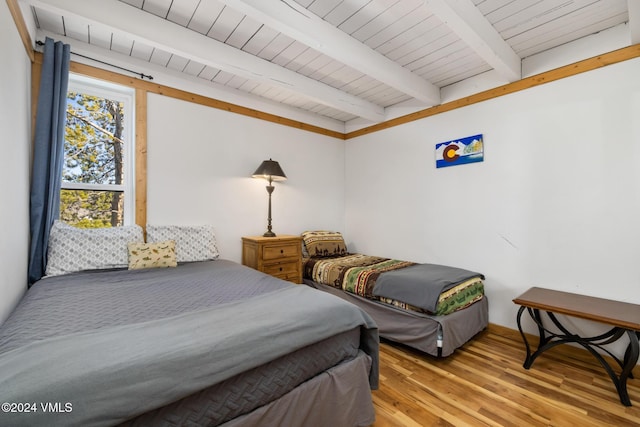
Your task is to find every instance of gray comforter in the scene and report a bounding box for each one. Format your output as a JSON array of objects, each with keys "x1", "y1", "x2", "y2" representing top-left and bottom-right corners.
[
  {"x1": 373, "y1": 263, "x2": 484, "y2": 312},
  {"x1": 0, "y1": 260, "x2": 378, "y2": 427}
]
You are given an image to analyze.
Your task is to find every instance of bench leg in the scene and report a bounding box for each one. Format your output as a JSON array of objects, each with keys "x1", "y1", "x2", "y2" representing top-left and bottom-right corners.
[
  {"x1": 516, "y1": 306, "x2": 533, "y2": 368},
  {"x1": 517, "y1": 307, "x2": 553, "y2": 369},
  {"x1": 515, "y1": 307, "x2": 640, "y2": 406},
  {"x1": 618, "y1": 330, "x2": 640, "y2": 406}
]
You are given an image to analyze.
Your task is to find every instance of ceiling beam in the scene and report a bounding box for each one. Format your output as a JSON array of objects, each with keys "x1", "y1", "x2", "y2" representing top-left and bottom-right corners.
[
  {"x1": 218, "y1": 0, "x2": 441, "y2": 106},
  {"x1": 27, "y1": 0, "x2": 386, "y2": 122},
  {"x1": 37, "y1": 29, "x2": 347, "y2": 134},
  {"x1": 424, "y1": 0, "x2": 521, "y2": 82},
  {"x1": 629, "y1": 0, "x2": 640, "y2": 44}
]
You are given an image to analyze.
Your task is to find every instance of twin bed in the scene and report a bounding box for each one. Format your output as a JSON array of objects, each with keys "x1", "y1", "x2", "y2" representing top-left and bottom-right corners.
[
  {"x1": 0, "y1": 225, "x2": 488, "y2": 426},
  {"x1": 300, "y1": 231, "x2": 489, "y2": 357}
]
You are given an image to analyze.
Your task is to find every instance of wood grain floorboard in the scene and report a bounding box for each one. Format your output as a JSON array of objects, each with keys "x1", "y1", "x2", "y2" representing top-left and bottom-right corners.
[{"x1": 371, "y1": 325, "x2": 640, "y2": 426}]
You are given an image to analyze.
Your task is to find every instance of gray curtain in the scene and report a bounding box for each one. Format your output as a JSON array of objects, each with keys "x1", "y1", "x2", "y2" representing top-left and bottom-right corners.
[{"x1": 28, "y1": 38, "x2": 71, "y2": 285}]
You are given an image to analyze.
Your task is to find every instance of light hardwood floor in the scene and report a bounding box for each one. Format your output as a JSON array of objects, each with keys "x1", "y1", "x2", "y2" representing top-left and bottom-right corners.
[{"x1": 371, "y1": 325, "x2": 640, "y2": 426}]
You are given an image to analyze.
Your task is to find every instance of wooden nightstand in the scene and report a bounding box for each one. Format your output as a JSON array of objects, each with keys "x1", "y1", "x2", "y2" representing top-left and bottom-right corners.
[{"x1": 241, "y1": 235, "x2": 302, "y2": 284}]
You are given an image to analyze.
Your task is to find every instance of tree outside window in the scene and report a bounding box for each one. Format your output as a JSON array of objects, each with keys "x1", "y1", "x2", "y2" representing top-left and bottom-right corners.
[{"x1": 60, "y1": 76, "x2": 134, "y2": 228}]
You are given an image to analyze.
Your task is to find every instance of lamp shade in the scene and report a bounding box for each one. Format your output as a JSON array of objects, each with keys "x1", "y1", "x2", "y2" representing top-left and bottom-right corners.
[{"x1": 252, "y1": 159, "x2": 287, "y2": 182}]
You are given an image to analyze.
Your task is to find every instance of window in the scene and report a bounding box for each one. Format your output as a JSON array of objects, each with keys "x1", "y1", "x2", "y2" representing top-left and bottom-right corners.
[{"x1": 60, "y1": 74, "x2": 135, "y2": 228}]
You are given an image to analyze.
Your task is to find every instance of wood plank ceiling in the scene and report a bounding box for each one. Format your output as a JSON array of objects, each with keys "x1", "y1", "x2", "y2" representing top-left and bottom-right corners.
[{"x1": 20, "y1": 0, "x2": 633, "y2": 129}]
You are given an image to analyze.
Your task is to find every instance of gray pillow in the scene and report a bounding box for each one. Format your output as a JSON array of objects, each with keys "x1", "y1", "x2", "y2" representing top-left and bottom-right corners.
[
  {"x1": 146, "y1": 225, "x2": 219, "y2": 262},
  {"x1": 45, "y1": 221, "x2": 144, "y2": 276}
]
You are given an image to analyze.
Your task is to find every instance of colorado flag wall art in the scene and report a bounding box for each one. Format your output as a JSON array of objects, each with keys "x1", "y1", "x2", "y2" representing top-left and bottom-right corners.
[{"x1": 435, "y1": 134, "x2": 484, "y2": 168}]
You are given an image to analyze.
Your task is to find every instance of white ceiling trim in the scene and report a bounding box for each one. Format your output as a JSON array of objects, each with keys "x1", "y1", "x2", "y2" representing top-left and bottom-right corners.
[
  {"x1": 218, "y1": 0, "x2": 441, "y2": 106},
  {"x1": 27, "y1": 0, "x2": 386, "y2": 122},
  {"x1": 424, "y1": 0, "x2": 521, "y2": 82}
]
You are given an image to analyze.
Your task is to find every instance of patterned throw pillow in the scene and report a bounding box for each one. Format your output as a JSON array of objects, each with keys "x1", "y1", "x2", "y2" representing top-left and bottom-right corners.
[
  {"x1": 128, "y1": 241, "x2": 177, "y2": 270},
  {"x1": 45, "y1": 221, "x2": 144, "y2": 276},
  {"x1": 146, "y1": 225, "x2": 219, "y2": 262},
  {"x1": 301, "y1": 230, "x2": 348, "y2": 257}
]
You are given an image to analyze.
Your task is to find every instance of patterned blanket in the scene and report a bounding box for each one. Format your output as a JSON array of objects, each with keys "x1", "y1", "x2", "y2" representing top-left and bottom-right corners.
[
  {"x1": 304, "y1": 254, "x2": 414, "y2": 298},
  {"x1": 303, "y1": 254, "x2": 484, "y2": 316}
]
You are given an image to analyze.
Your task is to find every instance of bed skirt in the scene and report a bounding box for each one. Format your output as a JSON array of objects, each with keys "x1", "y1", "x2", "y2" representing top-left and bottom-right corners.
[
  {"x1": 223, "y1": 351, "x2": 375, "y2": 427},
  {"x1": 306, "y1": 279, "x2": 488, "y2": 357},
  {"x1": 120, "y1": 351, "x2": 374, "y2": 427}
]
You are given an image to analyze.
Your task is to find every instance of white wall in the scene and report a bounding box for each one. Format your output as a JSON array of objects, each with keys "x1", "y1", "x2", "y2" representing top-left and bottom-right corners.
[
  {"x1": 146, "y1": 93, "x2": 345, "y2": 262},
  {"x1": 0, "y1": 3, "x2": 31, "y2": 323},
  {"x1": 345, "y1": 58, "x2": 640, "y2": 342}
]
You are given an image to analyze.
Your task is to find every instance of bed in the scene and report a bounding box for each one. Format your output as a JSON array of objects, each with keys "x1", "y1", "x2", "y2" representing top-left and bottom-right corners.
[
  {"x1": 0, "y1": 224, "x2": 378, "y2": 427},
  {"x1": 301, "y1": 231, "x2": 488, "y2": 357}
]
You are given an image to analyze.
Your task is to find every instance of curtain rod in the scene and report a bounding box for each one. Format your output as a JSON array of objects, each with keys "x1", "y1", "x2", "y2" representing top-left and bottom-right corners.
[{"x1": 36, "y1": 40, "x2": 154, "y2": 81}]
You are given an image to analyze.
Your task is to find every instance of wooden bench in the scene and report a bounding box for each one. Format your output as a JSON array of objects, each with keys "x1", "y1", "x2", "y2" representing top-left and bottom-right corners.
[{"x1": 513, "y1": 287, "x2": 640, "y2": 406}]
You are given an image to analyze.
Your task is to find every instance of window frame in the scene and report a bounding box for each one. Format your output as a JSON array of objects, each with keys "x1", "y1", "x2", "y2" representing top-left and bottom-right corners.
[{"x1": 62, "y1": 73, "x2": 136, "y2": 226}]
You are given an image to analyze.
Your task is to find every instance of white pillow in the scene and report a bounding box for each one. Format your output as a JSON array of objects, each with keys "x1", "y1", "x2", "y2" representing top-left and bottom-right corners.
[
  {"x1": 146, "y1": 225, "x2": 219, "y2": 262},
  {"x1": 45, "y1": 221, "x2": 144, "y2": 276}
]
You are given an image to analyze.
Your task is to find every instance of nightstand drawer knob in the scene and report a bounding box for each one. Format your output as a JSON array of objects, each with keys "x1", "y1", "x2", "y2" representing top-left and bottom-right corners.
[
  {"x1": 279, "y1": 267, "x2": 283, "y2": 271},
  {"x1": 280, "y1": 249, "x2": 284, "y2": 254}
]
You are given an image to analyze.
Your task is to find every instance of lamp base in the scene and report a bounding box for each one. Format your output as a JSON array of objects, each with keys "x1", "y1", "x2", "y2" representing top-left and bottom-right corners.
[{"x1": 263, "y1": 184, "x2": 277, "y2": 237}]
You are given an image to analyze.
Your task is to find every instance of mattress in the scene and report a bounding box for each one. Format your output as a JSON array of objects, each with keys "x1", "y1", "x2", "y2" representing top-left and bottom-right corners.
[
  {"x1": 0, "y1": 260, "x2": 290, "y2": 353},
  {"x1": 122, "y1": 327, "x2": 364, "y2": 426},
  {"x1": 303, "y1": 254, "x2": 485, "y2": 316},
  {"x1": 0, "y1": 260, "x2": 378, "y2": 426}
]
